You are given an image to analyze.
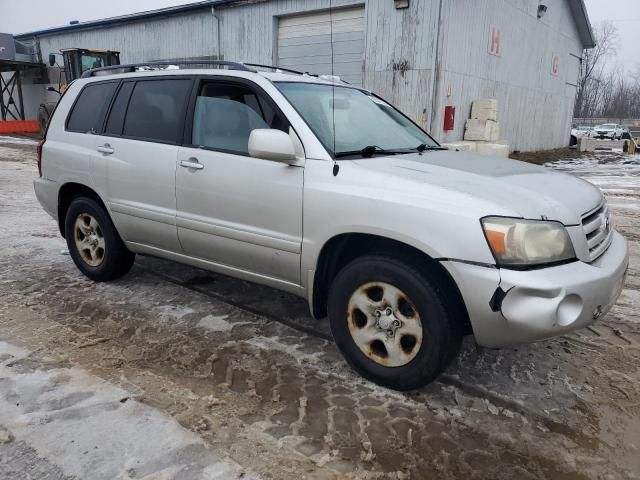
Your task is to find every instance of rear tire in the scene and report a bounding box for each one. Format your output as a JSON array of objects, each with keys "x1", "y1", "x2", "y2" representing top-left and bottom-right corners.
[
  {"x1": 64, "y1": 196, "x2": 135, "y2": 281},
  {"x1": 327, "y1": 256, "x2": 462, "y2": 390}
]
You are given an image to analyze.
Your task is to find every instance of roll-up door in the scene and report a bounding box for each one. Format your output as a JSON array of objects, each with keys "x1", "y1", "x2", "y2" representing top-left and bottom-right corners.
[{"x1": 277, "y1": 7, "x2": 365, "y2": 86}]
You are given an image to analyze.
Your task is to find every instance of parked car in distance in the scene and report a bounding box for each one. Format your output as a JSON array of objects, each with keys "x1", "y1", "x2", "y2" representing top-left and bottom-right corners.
[
  {"x1": 571, "y1": 125, "x2": 593, "y2": 138},
  {"x1": 34, "y1": 61, "x2": 629, "y2": 390},
  {"x1": 593, "y1": 123, "x2": 625, "y2": 140}
]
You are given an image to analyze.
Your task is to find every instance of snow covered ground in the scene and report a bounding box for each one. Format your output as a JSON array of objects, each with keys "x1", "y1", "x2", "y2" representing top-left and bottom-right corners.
[{"x1": 547, "y1": 152, "x2": 640, "y2": 211}]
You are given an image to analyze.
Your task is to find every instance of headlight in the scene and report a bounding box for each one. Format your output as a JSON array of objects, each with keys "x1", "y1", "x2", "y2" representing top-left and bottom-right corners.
[{"x1": 481, "y1": 217, "x2": 576, "y2": 267}]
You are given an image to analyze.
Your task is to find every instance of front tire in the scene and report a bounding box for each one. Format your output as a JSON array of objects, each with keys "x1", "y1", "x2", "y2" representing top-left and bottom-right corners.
[
  {"x1": 64, "y1": 196, "x2": 135, "y2": 281},
  {"x1": 327, "y1": 256, "x2": 462, "y2": 390}
]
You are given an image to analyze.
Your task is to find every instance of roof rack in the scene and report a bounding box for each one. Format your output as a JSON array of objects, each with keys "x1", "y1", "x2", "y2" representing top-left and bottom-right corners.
[
  {"x1": 244, "y1": 63, "x2": 317, "y2": 77},
  {"x1": 81, "y1": 60, "x2": 255, "y2": 78}
]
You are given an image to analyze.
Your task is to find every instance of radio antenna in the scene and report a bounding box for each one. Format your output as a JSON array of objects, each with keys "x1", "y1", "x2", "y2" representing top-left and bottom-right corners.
[{"x1": 329, "y1": 0, "x2": 339, "y2": 176}]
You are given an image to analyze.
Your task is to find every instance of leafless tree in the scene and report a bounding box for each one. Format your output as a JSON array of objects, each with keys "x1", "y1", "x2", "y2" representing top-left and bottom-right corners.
[
  {"x1": 574, "y1": 21, "x2": 619, "y2": 118},
  {"x1": 574, "y1": 24, "x2": 640, "y2": 120}
]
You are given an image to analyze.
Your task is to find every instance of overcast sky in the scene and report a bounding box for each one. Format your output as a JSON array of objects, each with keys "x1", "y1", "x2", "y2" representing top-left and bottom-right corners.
[{"x1": 1, "y1": 0, "x2": 638, "y2": 73}]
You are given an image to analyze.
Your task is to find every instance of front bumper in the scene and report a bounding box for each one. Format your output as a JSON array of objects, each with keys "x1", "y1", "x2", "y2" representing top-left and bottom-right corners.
[{"x1": 443, "y1": 231, "x2": 629, "y2": 348}]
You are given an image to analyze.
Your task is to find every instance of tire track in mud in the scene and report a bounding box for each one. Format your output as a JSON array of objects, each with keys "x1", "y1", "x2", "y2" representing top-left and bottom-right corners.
[
  {"x1": 136, "y1": 258, "x2": 616, "y2": 449},
  {"x1": 137, "y1": 264, "x2": 333, "y2": 341},
  {"x1": 1, "y1": 251, "x2": 636, "y2": 479},
  {"x1": 2, "y1": 153, "x2": 640, "y2": 478}
]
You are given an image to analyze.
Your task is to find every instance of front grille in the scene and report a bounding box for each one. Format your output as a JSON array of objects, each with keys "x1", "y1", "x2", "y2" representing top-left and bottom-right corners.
[{"x1": 581, "y1": 202, "x2": 613, "y2": 261}]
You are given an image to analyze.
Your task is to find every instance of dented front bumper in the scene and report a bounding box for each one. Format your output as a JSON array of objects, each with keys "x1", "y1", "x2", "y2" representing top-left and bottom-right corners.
[{"x1": 443, "y1": 231, "x2": 629, "y2": 348}]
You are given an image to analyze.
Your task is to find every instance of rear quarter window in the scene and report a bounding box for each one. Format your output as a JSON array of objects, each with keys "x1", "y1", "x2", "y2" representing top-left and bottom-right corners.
[
  {"x1": 122, "y1": 79, "x2": 192, "y2": 144},
  {"x1": 66, "y1": 81, "x2": 118, "y2": 133}
]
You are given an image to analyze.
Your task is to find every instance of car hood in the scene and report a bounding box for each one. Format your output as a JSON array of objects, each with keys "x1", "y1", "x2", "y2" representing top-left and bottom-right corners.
[{"x1": 349, "y1": 150, "x2": 602, "y2": 225}]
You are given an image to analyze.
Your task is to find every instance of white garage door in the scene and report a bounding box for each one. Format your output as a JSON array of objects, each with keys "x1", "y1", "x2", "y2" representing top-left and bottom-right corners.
[{"x1": 277, "y1": 7, "x2": 365, "y2": 86}]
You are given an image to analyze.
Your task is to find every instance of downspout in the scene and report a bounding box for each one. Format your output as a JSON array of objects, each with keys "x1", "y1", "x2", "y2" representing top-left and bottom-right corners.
[
  {"x1": 212, "y1": 6, "x2": 222, "y2": 60},
  {"x1": 426, "y1": 0, "x2": 443, "y2": 134}
]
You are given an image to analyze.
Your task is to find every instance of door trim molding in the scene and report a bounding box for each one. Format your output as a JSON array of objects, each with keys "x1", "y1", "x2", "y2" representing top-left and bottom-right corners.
[
  {"x1": 127, "y1": 241, "x2": 306, "y2": 296},
  {"x1": 176, "y1": 216, "x2": 301, "y2": 254}
]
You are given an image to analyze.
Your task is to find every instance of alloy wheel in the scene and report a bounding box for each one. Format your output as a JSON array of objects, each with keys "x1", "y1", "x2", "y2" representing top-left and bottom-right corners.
[
  {"x1": 74, "y1": 213, "x2": 106, "y2": 267},
  {"x1": 347, "y1": 282, "x2": 423, "y2": 367}
]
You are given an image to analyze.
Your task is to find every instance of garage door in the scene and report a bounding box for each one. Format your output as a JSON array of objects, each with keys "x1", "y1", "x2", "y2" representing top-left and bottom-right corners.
[{"x1": 277, "y1": 7, "x2": 365, "y2": 86}]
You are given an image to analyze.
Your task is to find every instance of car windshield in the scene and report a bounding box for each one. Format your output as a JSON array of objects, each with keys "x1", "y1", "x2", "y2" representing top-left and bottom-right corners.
[
  {"x1": 275, "y1": 82, "x2": 438, "y2": 157},
  {"x1": 601, "y1": 124, "x2": 616, "y2": 129}
]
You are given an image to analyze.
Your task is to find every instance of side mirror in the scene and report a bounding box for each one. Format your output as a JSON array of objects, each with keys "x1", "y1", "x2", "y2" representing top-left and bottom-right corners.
[
  {"x1": 248, "y1": 129, "x2": 297, "y2": 163},
  {"x1": 48, "y1": 54, "x2": 56, "y2": 67}
]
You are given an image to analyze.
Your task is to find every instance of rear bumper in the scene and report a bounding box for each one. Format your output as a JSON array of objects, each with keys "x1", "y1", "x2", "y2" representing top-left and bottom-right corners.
[
  {"x1": 33, "y1": 177, "x2": 58, "y2": 221},
  {"x1": 443, "y1": 231, "x2": 629, "y2": 348}
]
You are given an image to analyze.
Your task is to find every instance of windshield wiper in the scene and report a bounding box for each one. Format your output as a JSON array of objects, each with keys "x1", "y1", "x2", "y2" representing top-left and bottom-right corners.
[
  {"x1": 334, "y1": 145, "x2": 411, "y2": 158},
  {"x1": 416, "y1": 143, "x2": 448, "y2": 152}
]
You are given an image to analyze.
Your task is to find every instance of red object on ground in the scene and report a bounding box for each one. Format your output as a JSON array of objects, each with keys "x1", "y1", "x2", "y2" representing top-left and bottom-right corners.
[{"x1": 0, "y1": 120, "x2": 40, "y2": 134}]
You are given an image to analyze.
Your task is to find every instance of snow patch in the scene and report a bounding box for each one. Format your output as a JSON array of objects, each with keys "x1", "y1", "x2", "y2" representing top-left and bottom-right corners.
[
  {"x1": 0, "y1": 341, "x2": 258, "y2": 480},
  {"x1": 153, "y1": 305, "x2": 195, "y2": 321},
  {"x1": 0, "y1": 136, "x2": 38, "y2": 145},
  {"x1": 197, "y1": 314, "x2": 233, "y2": 332}
]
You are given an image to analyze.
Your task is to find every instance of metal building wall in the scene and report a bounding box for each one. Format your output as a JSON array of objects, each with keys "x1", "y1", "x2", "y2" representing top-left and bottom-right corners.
[
  {"x1": 431, "y1": 0, "x2": 584, "y2": 152},
  {"x1": 213, "y1": 0, "x2": 361, "y2": 63},
  {"x1": 19, "y1": 0, "x2": 585, "y2": 151},
  {"x1": 361, "y1": 0, "x2": 439, "y2": 129},
  {"x1": 33, "y1": 12, "x2": 220, "y2": 65},
  {"x1": 24, "y1": 10, "x2": 222, "y2": 108}
]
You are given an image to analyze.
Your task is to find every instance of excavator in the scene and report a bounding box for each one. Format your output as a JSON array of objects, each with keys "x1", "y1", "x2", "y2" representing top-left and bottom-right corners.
[{"x1": 38, "y1": 48, "x2": 120, "y2": 132}]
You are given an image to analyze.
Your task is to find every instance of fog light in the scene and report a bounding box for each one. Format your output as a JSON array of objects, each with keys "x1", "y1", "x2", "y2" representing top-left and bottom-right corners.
[{"x1": 556, "y1": 294, "x2": 582, "y2": 326}]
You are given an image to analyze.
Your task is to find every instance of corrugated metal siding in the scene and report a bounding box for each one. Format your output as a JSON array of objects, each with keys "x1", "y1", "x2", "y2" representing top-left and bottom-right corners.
[
  {"x1": 432, "y1": 0, "x2": 584, "y2": 151},
  {"x1": 19, "y1": 0, "x2": 586, "y2": 151},
  {"x1": 33, "y1": 11, "x2": 220, "y2": 65},
  {"x1": 277, "y1": 7, "x2": 365, "y2": 85},
  {"x1": 362, "y1": 0, "x2": 439, "y2": 128},
  {"x1": 215, "y1": 0, "x2": 360, "y2": 65}
]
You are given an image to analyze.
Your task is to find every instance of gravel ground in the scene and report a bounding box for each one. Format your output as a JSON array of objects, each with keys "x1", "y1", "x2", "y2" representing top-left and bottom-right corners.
[{"x1": 0, "y1": 136, "x2": 639, "y2": 479}]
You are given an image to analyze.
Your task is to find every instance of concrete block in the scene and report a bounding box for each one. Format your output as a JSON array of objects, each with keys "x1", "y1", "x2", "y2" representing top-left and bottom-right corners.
[
  {"x1": 475, "y1": 142, "x2": 510, "y2": 158},
  {"x1": 489, "y1": 121, "x2": 500, "y2": 142},
  {"x1": 464, "y1": 119, "x2": 499, "y2": 141},
  {"x1": 471, "y1": 99, "x2": 498, "y2": 121},
  {"x1": 578, "y1": 137, "x2": 596, "y2": 152},
  {"x1": 441, "y1": 141, "x2": 477, "y2": 152}
]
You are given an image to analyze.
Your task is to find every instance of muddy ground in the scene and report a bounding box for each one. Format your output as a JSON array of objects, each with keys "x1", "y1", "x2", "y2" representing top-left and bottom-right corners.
[{"x1": 0, "y1": 136, "x2": 639, "y2": 479}]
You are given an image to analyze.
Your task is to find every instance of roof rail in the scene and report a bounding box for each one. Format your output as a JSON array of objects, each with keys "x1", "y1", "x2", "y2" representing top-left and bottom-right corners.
[
  {"x1": 245, "y1": 63, "x2": 352, "y2": 85},
  {"x1": 81, "y1": 60, "x2": 255, "y2": 78},
  {"x1": 244, "y1": 63, "x2": 317, "y2": 77}
]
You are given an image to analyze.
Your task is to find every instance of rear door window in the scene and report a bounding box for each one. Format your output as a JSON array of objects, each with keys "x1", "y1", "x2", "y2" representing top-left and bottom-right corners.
[
  {"x1": 122, "y1": 79, "x2": 192, "y2": 144},
  {"x1": 191, "y1": 82, "x2": 289, "y2": 155},
  {"x1": 66, "y1": 81, "x2": 118, "y2": 133}
]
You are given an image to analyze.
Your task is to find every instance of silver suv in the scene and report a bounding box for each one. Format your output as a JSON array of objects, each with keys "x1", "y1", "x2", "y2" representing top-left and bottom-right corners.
[{"x1": 34, "y1": 61, "x2": 629, "y2": 390}]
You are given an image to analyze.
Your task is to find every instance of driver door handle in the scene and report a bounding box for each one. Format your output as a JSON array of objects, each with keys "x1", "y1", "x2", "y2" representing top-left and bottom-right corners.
[
  {"x1": 180, "y1": 158, "x2": 204, "y2": 170},
  {"x1": 96, "y1": 144, "x2": 114, "y2": 155}
]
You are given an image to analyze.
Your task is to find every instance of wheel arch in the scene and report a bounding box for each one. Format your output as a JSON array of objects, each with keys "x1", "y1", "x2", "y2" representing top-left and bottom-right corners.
[
  {"x1": 310, "y1": 232, "x2": 472, "y2": 334},
  {"x1": 57, "y1": 183, "x2": 111, "y2": 238}
]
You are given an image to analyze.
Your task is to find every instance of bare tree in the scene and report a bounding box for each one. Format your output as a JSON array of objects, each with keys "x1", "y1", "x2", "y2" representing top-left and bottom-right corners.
[{"x1": 574, "y1": 21, "x2": 619, "y2": 118}]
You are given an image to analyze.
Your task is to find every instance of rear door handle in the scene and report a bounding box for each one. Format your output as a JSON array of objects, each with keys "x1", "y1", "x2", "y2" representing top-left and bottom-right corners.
[
  {"x1": 180, "y1": 158, "x2": 204, "y2": 170},
  {"x1": 97, "y1": 144, "x2": 114, "y2": 155}
]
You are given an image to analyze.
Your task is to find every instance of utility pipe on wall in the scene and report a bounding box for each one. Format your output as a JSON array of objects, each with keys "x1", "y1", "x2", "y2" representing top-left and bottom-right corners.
[
  {"x1": 426, "y1": 0, "x2": 443, "y2": 134},
  {"x1": 212, "y1": 6, "x2": 222, "y2": 60}
]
